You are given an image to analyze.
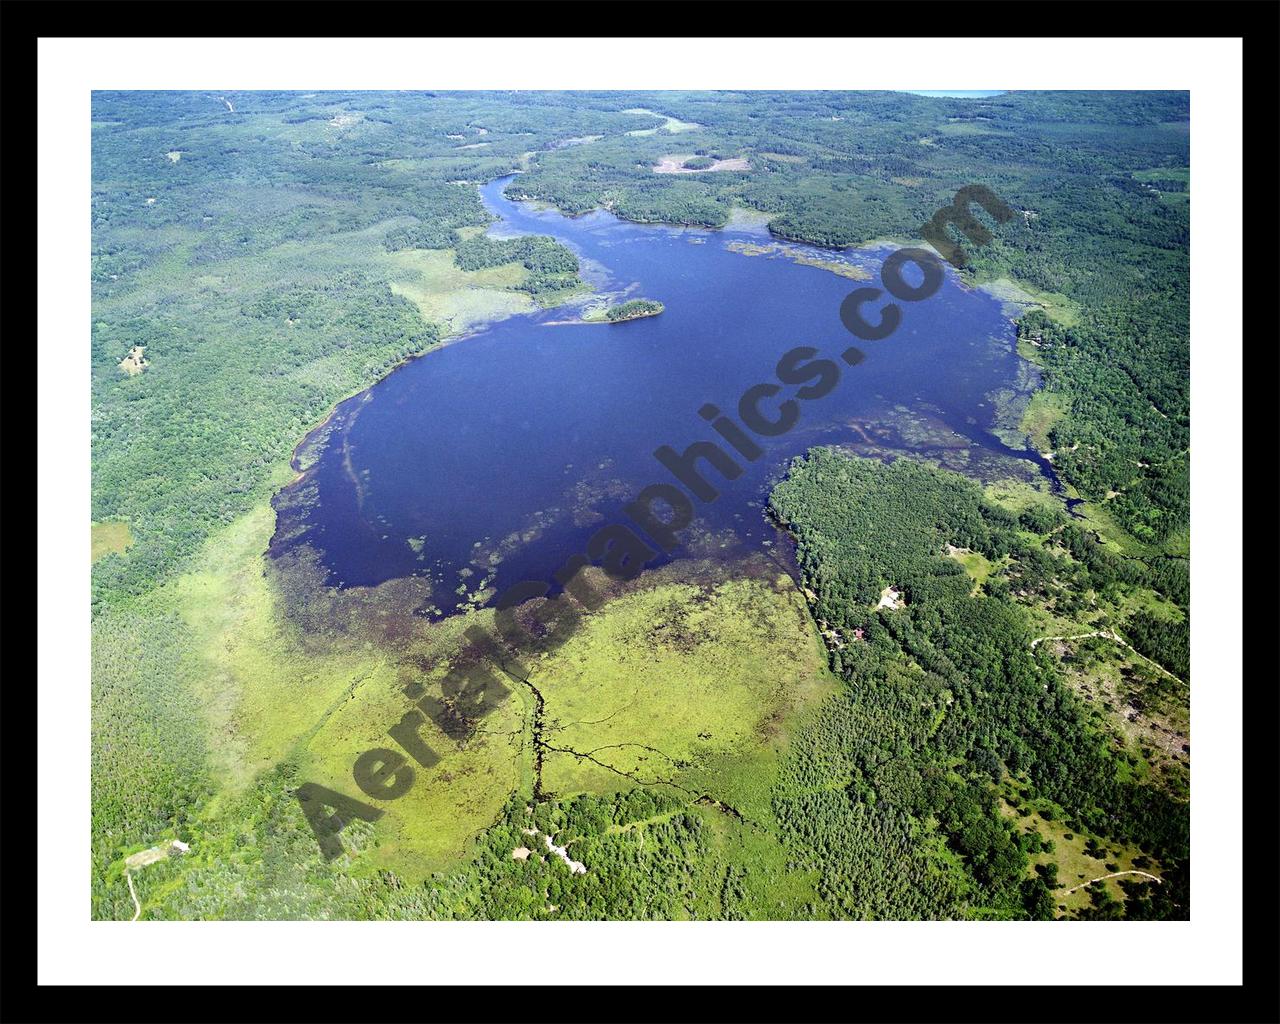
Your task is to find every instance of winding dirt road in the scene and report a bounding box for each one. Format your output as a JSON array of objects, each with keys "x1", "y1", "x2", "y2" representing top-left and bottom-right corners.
[
  {"x1": 1030, "y1": 629, "x2": 1186, "y2": 686},
  {"x1": 1063, "y1": 869, "x2": 1162, "y2": 895},
  {"x1": 125, "y1": 872, "x2": 142, "y2": 921}
]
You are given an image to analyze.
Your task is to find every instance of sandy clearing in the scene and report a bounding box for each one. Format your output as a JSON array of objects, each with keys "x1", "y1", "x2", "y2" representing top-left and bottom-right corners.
[
  {"x1": 122, "y1": 840, "x2": 191, "y2": 920},
  {"x1": 877, "y1": 586, "x2": 903, "y2": 610},
  {"x1": 542, "y1": 834, "x2": 587, "y2": 874},
  {"x1": 653, "y1": 155, "x2": 750, "y2": 175},
  {"x1": 520, "y1": 826, "x2": 586, "y2": 874},
  {"x1": 119, "y1": 345, "x2": 148, "y2": 375}
]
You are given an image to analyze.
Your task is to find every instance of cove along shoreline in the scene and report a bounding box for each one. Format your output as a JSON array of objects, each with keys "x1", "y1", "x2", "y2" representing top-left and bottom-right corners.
[
  {"x1": 280, "y1": 172, "x2": 674, "y2": 482},
  {"x1": 272, "y1": 170, "x2": 1080, "y2": 588}
]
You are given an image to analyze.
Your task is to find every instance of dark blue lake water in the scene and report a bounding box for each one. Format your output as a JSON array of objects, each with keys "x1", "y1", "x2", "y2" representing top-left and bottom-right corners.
[{"x1": 274, "y1": 177, "x2": 1056, "y2": 611}]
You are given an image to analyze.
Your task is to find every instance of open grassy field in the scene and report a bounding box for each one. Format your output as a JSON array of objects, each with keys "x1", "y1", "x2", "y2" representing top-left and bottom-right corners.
[
  {"x1": 539, "y1": 573, "x2": 837, "y2": 798},
  {"x1": 1046, "y1": 634, "x2": 1190, "y2": 797},
  {"x1": 91, "y1": 520, "x2": 133, "y2": 562},
  {"x1": 946, "y1": 545, "x2": 997, "y2": 593},
  {"x1": 1132, "y1": 166, "x2": 1189, "y2": 184},
  {"x1": 977, "y1": 277, "x2": 1080, "y2": 329},
  {"x1": 1132, "y1": 166, "x2": 1189, "y2": 207},
  {"x1": 385, "y1": 247, "x2": 535, "y2": 333},
  {"x1": 1067, "y1": 487, "x2": 1182, "y2": 560},
  {"x1": 140, "y1": 489, "x2": 838, "y2": 886},
  {"x1": 1020, "y1": 390, "x2": 1071, "y2": 451},
  {"x1": 622, "y1": 108, "x2": 702, "y2": 136},
  {"x1": 160, "y1": 492, "x2": 528, "y2": 877},
  {"x1": 999, "y1": 778, "x2": 1162, "y2": 918},
  {"x1": 983, "y1": 476, "x2": 1061, "y2": 516}
]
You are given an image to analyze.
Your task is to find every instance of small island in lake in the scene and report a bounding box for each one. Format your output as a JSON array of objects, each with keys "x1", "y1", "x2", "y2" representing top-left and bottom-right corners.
[{"x1": 582, "y1": 298, "x2": 666, "y2": 323}]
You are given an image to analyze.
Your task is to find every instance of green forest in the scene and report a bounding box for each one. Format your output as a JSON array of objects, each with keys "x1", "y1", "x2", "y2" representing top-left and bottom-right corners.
[
  {"x1": 90, "y1": 90, "x2": 1189, "y2": 922},
  {"x1": 768, "y1": 450, "x2": 1187, "y2": 919}
]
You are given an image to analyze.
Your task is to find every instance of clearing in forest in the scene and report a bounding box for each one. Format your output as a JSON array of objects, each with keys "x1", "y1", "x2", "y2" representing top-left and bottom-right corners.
[
  {"x1": 652, "y1": 154, "x2": 750, "y2": 174},
  {"x1": 92, "y1": 520, "x2": 133, "y2": 562}
]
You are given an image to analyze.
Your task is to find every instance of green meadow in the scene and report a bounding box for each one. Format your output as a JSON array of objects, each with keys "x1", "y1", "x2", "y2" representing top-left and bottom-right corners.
[{"x1": 92, "y1": 520, "x2": 133, "y2": 562}]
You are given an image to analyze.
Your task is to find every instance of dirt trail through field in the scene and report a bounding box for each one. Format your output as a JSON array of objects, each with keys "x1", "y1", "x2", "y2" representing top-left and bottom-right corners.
[
  {"x1": 121, "y1": 839, "x2": 191, "y2": 920},
  {"x1": 125, "y1": 872, "x2": 142, "y2": 921},
  {"x1": 1030, "y1": 629, "x2": 1113, "y2": 648},
  {"x1": 1063, "y1": 870, "x2": 1162, "y2": 895},
  {"x1": 1030, "y1": 629, "x2": 1185, "y2": 685}
]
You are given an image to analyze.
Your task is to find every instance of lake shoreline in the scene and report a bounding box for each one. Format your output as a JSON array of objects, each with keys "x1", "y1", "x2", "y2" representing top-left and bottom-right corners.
[{"x1": 277, "y1": 172, "x2": 1066, "y2": 597}]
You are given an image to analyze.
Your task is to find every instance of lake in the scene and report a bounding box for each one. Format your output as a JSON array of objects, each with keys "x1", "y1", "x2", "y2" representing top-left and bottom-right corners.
[{"x1": 272, "y1": 176, "x2": 1058, "y2": 612}]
